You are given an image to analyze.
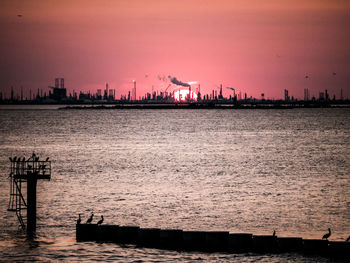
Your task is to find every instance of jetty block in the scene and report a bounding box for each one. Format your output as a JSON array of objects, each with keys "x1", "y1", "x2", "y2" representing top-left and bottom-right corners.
[
  {"x1": 277, "y1": 237, "x2": 303, "y2": 252},
  {"x1": 76, "y1": 224, "x2": 97, "y2": 241},
  {"x1": 328, "y1": 241, "x2": 350, "y2": 259},
  {"x1": 96, "y1": 225, "x2": 119, "y2": 242},
  {"x1": 228, "y1": 233, "x2": 253, "y2": 252},
  {"x1": 302, "y1": 239, "x2": 328, "y2": 255},
  {"x1": 159, "y1": 229, "x2": 183, "y2": 250},
  {"x1": 204, "y1": 231, "x2": 229, "y2": 252},
  {"x1": 138, "y1": 228, "x2": 161, "y2": 248},
  {"x1": 252, "y1": 235, "x2": 278, "y2": 253},
  {"x1": 117, "y1": 226, "x2": 140, "y2": 244},
  {"x1": 182, "y1": 231, "x2": 206, "y2": 251}
]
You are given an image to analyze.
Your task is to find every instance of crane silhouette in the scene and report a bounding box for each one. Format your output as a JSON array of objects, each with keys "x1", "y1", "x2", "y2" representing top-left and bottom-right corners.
[
  {"x1": 97, "y1": 215, "x2": 104, "y2": 225},
  {"x1": 322, "y1": 228, "x2": 331, "y2": 240},
  {"x1": 86, "y1": 213, "x2": 94, "y2": 224}
]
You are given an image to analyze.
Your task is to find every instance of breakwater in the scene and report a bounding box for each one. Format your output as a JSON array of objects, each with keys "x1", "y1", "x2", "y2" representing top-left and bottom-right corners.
[{"x1": 76, "y1": 224, "x2": 349, "y2": 259}]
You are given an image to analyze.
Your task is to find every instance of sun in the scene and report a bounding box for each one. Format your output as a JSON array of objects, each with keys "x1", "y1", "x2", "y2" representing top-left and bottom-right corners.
[{"x1": 174, "y1": 88, "x2": 198, "y2": 101}]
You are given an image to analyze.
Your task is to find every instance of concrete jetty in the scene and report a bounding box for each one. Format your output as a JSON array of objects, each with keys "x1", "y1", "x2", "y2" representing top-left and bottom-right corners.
[{"x1": 76, "y1": 224, "x2": 349, "y2": 259}]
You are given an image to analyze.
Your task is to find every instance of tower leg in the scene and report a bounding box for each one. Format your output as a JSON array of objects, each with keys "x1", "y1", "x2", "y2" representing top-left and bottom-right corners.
[{"x1": 27, "y1": 175, "x2": 37, "y2": 235}]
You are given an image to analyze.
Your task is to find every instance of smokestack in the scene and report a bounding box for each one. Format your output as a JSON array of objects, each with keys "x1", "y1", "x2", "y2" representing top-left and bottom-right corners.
[
  {"x1": 134, "y1": 81, "x2": 136, "y2": 101},
  {"x1": 60, "y1": 78, "x2": 64, "y2": 89}
]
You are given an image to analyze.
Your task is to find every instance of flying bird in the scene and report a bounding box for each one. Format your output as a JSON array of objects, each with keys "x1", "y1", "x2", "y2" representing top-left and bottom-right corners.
[
  {"x1": 97, "y1": 215, "x2": 104, "y2": 225},
  {"x1": 86, "y1": 213, "x2": 94, "y2": 224},
  {"x1": 305, "y1": 75, "x2": 309, "y2": 79},
  {"x1": 77, "y1": 214, "x2": 81, "y2": 225},
  {"x1": 322, "y1": 228, "x2": 331, "y2": 240},
  {"x1": 17, "y1": 14, "x2": 22, "y2": 18}
]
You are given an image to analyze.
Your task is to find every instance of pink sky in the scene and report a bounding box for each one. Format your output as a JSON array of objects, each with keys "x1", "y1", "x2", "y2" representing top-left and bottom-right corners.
[{"x1": 0, "y1": 0, "x2": 349, "y2": 99}]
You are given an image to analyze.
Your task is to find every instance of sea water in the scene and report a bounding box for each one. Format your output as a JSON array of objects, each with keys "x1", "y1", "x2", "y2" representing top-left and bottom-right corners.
[{"x1": 0, "y1": 106, "x2": 349, "y2": 262}]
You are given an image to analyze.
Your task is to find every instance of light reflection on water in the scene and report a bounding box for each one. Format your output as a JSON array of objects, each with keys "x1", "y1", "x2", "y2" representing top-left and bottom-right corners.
[{"x1": 0, "y1": 107, "x2": 349, "y2": 262}]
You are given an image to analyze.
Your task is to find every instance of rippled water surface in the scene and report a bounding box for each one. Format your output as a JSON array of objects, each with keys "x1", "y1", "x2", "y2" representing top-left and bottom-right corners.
[{"x1": 0, "y1": 106, "x2": 349, "y2": 262}]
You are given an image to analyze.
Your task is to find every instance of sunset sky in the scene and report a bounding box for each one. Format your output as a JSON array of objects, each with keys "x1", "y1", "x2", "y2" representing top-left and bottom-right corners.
[{"x1": 0, "y1": 0, "x2": 349, "y2": 100}]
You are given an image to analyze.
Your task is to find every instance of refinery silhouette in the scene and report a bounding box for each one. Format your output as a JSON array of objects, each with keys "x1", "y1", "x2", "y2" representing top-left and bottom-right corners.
[{"x1": 1, "y1": 77, "x2": 348, "y2": 109}]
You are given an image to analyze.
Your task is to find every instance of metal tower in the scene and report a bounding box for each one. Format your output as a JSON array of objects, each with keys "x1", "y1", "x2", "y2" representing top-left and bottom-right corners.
[{"x1": 8, "y1": 153, "x2": 51, "y2": 234}]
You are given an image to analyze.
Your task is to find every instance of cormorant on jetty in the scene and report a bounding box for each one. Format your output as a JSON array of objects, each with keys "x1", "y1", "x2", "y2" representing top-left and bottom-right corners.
[
  {"x1": 45, "y1": 157, "x2": 50, "y2": 162},
  {"x1": 346, "y1": 236, "x2": 350, "y2": 242},
  {"x1": 77, "y1": 214, "x2": 81, "y2": 225},
  {"x1": 273, "y1": 230, "x2": 276, "y2": 237},
  {"x1": 86, "y1": 213, "x2": 94, "y2": 224},
  {"x1": 97, "y1": 215, "x2": 104, "y2": 225},
  {"x1": 322, "y1": 228, "x2": 331, "y2": 240}
]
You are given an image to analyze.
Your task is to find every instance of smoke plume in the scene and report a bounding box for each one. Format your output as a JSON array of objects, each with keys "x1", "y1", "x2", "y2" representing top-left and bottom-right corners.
[{"x1": 168, "y1": 76, "x2": 191, "y2": 87}]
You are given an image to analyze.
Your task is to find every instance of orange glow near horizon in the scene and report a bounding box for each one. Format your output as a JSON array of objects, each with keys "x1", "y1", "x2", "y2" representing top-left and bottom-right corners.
[{"x1": 174, "y1": 89, "x2": 198, "y2": 101}]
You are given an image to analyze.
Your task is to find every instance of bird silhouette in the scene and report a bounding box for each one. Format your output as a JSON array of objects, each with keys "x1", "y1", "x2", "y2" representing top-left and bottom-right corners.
[
  {"x1": 273, "y1": 230, "x2": 276, "y2": 237},
  {"x1": 346, "y1": 236, "x2": 350, "y2": 242},
  {"x1": 97, "y1": 215, "x2": 104, "y2": 225},
  {"x1": 322, "y1": 228, "x2": 331, "y2": 240},
  {"x1": 86, "y1": 213, "x2": 94, "y2": 224},
  {"x1": 45, "y1": 157, "x2": 49, "y2": 162},
  {"x1": 77, "y1": 214, "x2": 81, "y2": 225}
]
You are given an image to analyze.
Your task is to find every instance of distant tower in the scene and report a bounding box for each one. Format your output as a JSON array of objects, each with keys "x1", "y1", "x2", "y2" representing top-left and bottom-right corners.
[
  {"x1": 55, "y1": 78, "x2": 59, "y2": 89},
  {"x1": 60, "y1": 78, "x2": 64, "y2": 89},
  {"x1": 284, "y1": 89, "x2": 289, "y2": 101},
  {"x1": 304, "y1": 88, "x2": 309, "y2": 101},
  {"x1": 133, "y1": 81, "x2": 136, "y2": 101},
  {"x1": 340, "y1": 88, "x2": 343, "y2": 100},
  {"x1": 11, "y1": 86, "x2": 14, "y2": 101}
]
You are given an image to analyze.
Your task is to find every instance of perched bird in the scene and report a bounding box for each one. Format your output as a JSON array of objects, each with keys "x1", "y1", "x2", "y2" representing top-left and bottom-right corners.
[
  {"x1": 322, "y1": 228, "x2": 331, "y2": 240},
  {"x1": 97, "y1": 215, "x2": 104, "y2": 225},
  {"x1": 86, "y1": 213, "x2": 94, "y2": 224},
  {"x1": 77, "y1": 214, "x2": 81, "y2": 225},
  {"x1": 45, "y1": 157, "x2": 50, "y2": 162},
  {"x1": 273, "y1": 230, "x2": 276, "y2": 237},
  {"x1": 346, "y1": 236, "x2": 350, "y2": 242}
]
